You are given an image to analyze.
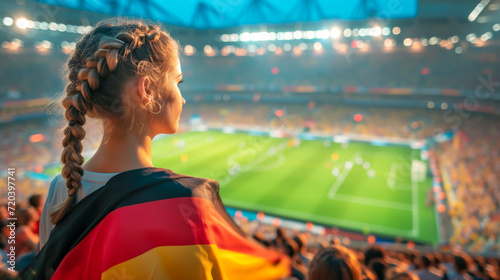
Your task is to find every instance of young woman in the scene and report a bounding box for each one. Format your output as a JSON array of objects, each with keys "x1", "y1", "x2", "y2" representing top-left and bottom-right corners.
[{"x1": 21, "y1": 18, "x2": 290, "y2": 279}]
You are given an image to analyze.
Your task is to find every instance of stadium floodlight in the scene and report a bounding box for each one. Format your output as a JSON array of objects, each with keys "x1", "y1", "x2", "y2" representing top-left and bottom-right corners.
[
  {"x1": 305, "y1": 30, "x2": 315, "y2": 39},
  {"x1": 382, "y1": 27, "x2": 390, "y2": 36},
  {"x1": 276, "y1": 32, "x2": 284, "y2": 40},
  {"x1": 48, "y1": 22, "x2": 58, "y2": 31},
  {"x1": 221, "y1": 34, "x2": 229, "y2": 42},
  {"x1": 42, "y1": 40, "x2": 52, "y2": 48},
  {"x1": 481, "y1": 32, "x2": 492, "y2": 41},
  {"x1": 58, "y1": 23, "x2": 67, "y2": 32},
  {"x1": 384, "y1": 38, "x2": 395, "y2": 48},
  {"x1": 16, "y1": 18, "x2": 28, "y2": 29},
  {"x1": 359, "y1": 28, "x2": 367, "y2": 37},
  {"x1": 284, "y1": 32, "x2": 293, "y2": 40},
  {"x1": 313, "y1": 42, "x2": 323, "y2": 51},
  {"x1": 40, "y1": 22, "x2": 48, "y2": 30},
  {"x1": 403, "y1": 38, "x2": 412, "y2": 46},
  {"x1": 468, "y1": 0, "x2": 491, "y2": 22},
  {"x1": 229, "y1": 33, "x2": 239, "y2": 41},
  {"x1": 330, "y1": 27, "x2": 341, "y2": 39},
  {"x1": 3, "y1": 17, "x2": 14, "y2": 26},
  {"x1": 77, "y1": 26, "x2": 86, "y2": 34},
  {"x1": 466, "y1": 33, "x2": 477, "y2": 42},
  {"x1": 292, "y1": 45, "x2": 302, "y2": 56},
  {"x1": 293, "y1": 30, "x2": 302, "y2": 39},
  {"x1": 392, "y1": 26, "x2": 401, "y2": 35},
  {"x1": 369, "y1": 27, "x2": 382, "y2": 36},
  {"x1": 184, "y1": 45, "x2": 195, "y2": 56},
  {"x1": 343, "y1": 29, "x2": 352, "y2": 37},
  {"x1": 352, "y1": 28, "x2": 359, "y2": 37},
  {"x1": 239, "y1": 32, "x2": 250, "y2": 42},
  {"x1": 493, "y1": 23, "x2": 500, "y2": 31}
]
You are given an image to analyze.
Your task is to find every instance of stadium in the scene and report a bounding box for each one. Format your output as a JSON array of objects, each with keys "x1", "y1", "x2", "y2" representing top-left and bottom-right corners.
[{"x1": 0, "y1": 0, "x2": 499, "y2": 279}]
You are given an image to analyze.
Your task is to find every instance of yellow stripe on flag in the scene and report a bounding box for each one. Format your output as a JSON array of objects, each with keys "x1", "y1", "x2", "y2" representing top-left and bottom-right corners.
[{"x1": 102, "y1": 244, "x2": 289, "y2": 280}]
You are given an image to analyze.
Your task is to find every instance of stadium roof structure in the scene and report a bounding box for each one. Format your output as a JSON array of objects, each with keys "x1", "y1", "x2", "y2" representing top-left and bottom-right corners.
[
  {"x1": 32, "y1": 0, "x2": 417, "y2": 29},
  {"x1": 31, "y1": 0, "x2": 499, "y2": 29}
]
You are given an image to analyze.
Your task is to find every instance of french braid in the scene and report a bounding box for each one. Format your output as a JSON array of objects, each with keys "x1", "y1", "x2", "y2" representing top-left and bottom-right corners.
[{"x1": 50, "y1": 20, "x2": 179, "y2": 224}]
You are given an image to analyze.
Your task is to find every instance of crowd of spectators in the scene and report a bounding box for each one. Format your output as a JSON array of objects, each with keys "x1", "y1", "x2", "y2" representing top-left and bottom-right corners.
[
  {"x1": 1, "y1": 48, "x2": 499, "y2": 100},
  {"x1": 182, "y1": 103, "x2": 458, "y2": 140},
  {"x1": 234, "y1": 216, "x2": 500, "y2": 280},
  {"x1": 437, "y1": 116, "x2": 500, "y2": 255},
  {"x1": 1, "y1": 194, "x2": 499, "y2": 280},
  {"x1": 1, "y1": 102, "x2": 499, "y2": 275}
]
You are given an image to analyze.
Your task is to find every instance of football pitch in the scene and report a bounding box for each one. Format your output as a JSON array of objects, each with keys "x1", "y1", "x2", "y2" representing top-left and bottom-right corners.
[{"x1": 151, "y1": 131, "x2": 438, "y2": 244}]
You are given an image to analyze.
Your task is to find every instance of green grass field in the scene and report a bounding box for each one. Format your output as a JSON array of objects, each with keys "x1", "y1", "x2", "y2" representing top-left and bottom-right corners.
[{"x1": 44, "y1": 130, "x2": 438, "y2": 244}]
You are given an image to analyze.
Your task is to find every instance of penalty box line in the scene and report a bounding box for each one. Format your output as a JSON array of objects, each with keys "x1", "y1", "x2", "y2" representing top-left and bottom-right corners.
[{"x1": 327, "y1": 151, "x2": 361, "y2": 199}]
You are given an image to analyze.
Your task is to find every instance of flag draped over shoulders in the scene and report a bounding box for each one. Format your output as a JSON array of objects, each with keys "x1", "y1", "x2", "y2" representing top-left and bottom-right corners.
[{"x1": 20, "y1": 167, "x2": 291, "y2": 280}]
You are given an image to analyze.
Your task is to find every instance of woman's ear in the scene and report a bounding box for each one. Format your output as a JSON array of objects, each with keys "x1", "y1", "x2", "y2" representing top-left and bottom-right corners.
[{"x1": 136, "y1": 76, "x2": 151, "y2": 105}]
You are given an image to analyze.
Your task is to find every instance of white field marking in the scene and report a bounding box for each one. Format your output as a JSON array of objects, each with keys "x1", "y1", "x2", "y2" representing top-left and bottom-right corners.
[
  {"x1": 412, "y1": 179, "x2": 419, "y2": 236},
  {"x1": 327, "y1": 152, "x2": 361, "y2": 199},
  {"x1": 223, "y1": 198, "x2": 413, "y2": 236},
  {"x1": 219, "y1": 142, "x2": 287, "y2": 188},
  {"x1": 387, "y1": 163, "x2": 397, "y2": 190},
  {"x1": 250, "y1": 153, "x2": 287, "y2": 172},
  {"x1": 332, "y1": 194, "x2": 412, "y2": 211}
]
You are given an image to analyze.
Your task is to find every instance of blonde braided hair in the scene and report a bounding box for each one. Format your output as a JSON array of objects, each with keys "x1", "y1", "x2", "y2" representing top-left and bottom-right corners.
[{"x1": 50, "y1": 19, "x2": 179, "y2": 224}]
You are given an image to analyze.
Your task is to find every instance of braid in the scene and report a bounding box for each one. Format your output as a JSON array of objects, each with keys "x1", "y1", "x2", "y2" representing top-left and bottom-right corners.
[{"x1": 50, "y1": 19, "x2": 178, "y2": 224}]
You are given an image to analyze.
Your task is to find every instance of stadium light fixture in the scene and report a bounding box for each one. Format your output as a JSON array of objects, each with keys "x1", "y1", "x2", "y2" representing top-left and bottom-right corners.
[
  {"x1": 369, "y1": 27, "x2": 382, "y2": 36},
  {"x1": 468, "y1": 0, "x2": 491, "y2": 22},
  {"x1": 481, "y1": 31, "x2": 492, "y2": 41},
  {"x1": 3, "y1": 17, "x2": 13, "y2": 26},
  {"x1": 293, "y1": 30, "x2": 302, "y2": 39},
  {"x1": 16, "y1": 18, "x2": 28, "y2": 29},
  {"x1": 184, "y1": 45, "x2": 195, "y2": 56},
  {"x1": 330, "y1": 27, "x2": 341, "y2": 39},
  {"x1": 313, "y1": 42, "x2": 323, "y2": 54},
  {"x1": 381, "y1": 27, "x2": 390, "y2": 36},
  {"x1": 39, "y1": 22, "x2": 48, "y2": 30},
  {"x1": 403, "y1": 38, "x2": 412, "y2": 46}
]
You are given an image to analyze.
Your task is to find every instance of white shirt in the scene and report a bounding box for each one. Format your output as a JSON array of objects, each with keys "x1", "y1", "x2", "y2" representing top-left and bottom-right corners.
[{"x1": 39, "y1": 170, "x2": 120, "y2": 250}]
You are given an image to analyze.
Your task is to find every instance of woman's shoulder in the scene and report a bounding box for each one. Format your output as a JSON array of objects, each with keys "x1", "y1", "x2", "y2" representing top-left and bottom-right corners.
[{"x1": 46, "y1": 174, "x2": 67, "y2": 203}]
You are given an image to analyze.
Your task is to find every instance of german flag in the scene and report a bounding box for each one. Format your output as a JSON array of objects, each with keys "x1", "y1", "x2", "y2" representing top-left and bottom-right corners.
[{"x1": 20, "y1": 167, "x2": 291, "y2": 279}]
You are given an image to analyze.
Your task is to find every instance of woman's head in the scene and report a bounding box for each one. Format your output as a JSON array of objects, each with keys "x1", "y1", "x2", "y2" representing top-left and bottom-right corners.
[
  {"x1": 308, "y1": 245, "x2": 362, "y2": 280},
  {"x1": 51, "y1": 18, "x2": 182, "y2": 224}
]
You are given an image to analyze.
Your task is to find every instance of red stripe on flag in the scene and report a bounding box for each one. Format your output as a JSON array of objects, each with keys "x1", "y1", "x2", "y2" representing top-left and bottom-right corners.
[{"x1": 52, "y1": 197, "x2": 285, "y2": 279}]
